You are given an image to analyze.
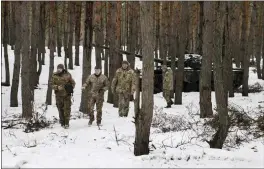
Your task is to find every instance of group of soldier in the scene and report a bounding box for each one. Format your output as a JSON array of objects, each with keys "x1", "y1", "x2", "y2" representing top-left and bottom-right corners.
[{"x1": 50, "y1": 61, "x2": 173, "y2": 129}]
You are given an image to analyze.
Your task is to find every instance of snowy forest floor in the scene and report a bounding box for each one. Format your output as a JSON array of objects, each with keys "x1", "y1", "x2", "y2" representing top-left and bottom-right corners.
[{"x1": 1, "y1": 46, "x2": 264, "y2": 168}]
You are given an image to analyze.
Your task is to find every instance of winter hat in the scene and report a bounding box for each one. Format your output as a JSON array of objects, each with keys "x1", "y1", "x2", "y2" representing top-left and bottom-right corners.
[
  {"x1": 57, "y1": 64, "x2": 64, "y2": 69},
  {"x1": 122, "y1": 60, "x2": 129, "y2": 65},
  {"x1": 95, "y1": 65, "x2": 102, "y2": 69}
]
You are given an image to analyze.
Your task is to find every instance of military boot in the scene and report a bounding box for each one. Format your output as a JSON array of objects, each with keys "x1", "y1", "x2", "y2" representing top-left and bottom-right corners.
[
  {"x1": 64, "y1": 120, "x2": 69, "y2": 129},
  {"x1": 165, "y1": 102, "x2": 172, "y2": 108},
  {"x1": 97, "y1": 120, "x2": 101, "y2": 126},
  {"x1": 88, "y1": 115, "x2": 94, "y2": 126}
]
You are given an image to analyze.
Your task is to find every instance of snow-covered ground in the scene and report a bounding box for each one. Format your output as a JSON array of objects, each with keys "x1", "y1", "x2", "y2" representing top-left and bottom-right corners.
[{"x1": 1, "y1": 46, "x2": 264, "y2": 168}]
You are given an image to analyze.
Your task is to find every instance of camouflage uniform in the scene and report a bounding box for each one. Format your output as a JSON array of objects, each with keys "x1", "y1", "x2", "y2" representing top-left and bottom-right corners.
[
  {"x1": 111, "y1": 62, "x2": 136, "y2": 117},
  {"x1": 50, "y1": 66, "x2": 75, "y2": 127},
  {"x1": 163, "y1": 67, "x2": 173, "y2": 107},
  {"x1": 83, "y1": 73, "x2": 109, "y2": 125}
]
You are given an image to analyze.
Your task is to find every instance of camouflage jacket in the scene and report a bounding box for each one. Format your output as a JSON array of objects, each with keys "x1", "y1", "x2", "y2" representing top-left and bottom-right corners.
[
  {"x1": 83, "y1": 73, "x2": 109, "y2": 97},
  {"x1": 111, "y1": 67, "x2": 136, "y2": 94},
  {"x1": 163, "y1": 69, "x2": 173, "y2": 90},
  {"x1": 50, "y1": 70, "x2": 76, "y2": 97}
]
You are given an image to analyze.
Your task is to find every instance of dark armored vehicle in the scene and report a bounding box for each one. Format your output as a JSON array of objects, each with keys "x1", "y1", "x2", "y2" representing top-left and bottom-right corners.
[{"x1": 139, "y1": 54, "x2": 244, "y2": 94}]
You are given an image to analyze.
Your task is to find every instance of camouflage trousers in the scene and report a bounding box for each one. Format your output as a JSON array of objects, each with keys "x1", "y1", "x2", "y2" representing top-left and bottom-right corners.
[
  {"x1": 163, "y1": 89, "x2": 172, "y2": 104},
  {"x1": 88, "y1": 95, "x2": 104, "y2": 123},
  {"x1": 118, "y1": 93, "x2": 130, "y2": 117},
  {"x1": 56, "y1": 95, "x2": 71, "y2": 126}
]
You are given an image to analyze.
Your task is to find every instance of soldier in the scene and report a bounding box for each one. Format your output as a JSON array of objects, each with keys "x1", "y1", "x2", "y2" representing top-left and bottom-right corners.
[
  {"x1": 162, "y1": 65, "x2": 173, "y2": 108},
  {"x1": 111, "y1": 60, "x2": 136, "y2": 117},
  {"x1": 82, "y1": 66, "x2": 109, "y2": 126},
  {"x1": 50, "y1": 64, "x2": 75, "y2": 128}
]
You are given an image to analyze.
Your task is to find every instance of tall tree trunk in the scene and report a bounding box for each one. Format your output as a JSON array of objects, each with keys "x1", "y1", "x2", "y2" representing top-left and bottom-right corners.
[
  {"x1": 175, "y1": 2, "x2": 188, "y2": 105},
  {"x1": 63, "y1": 2, "x2": 68, "y2": 69},
  {"x1": 21, "y1": 1, "x2": 33, "y2": 119},
  {"x1": 10, "y1": 2, "x2": 16, "y2": 50},
  {"x1": 56, "y1": 1, "x2": 62, "y2": 57},
  {"x1": 46, "y1": 1, "x2": 56, "y2": 105},
  {"x1": 104, "y1": 2, "x2": 110, "y2": 77},
  {"x1": 171, "y1": 2, "x2": 179, "y2": 102},
  {"x1": 41, "y1": 2, "x2": 46, "y2": 65},
  {"x1": 94, "y1": 2, "x2": 102, "y2": 68},
  {"x1": 107, "y1": 2, "x2": 121, "y2": 106},
  {"x1": 37, "y1": 2, "x2": 45, "y2": 85},
  {"x1": 67, "y1": 2, "x2": 74, "y2": 70},
  {"x1": 160, "y1": 2, "x2": 169, "y2": 66},
  {"x1": 227, "y1": 2, "x2": 239, "y2": 97},
  {"x1": 154, "y1": 2, "x2": 160, "y2": 67},
  {"x1": 127, "y1": 2, "x2": 137, "y2": 70},
  {"x1": 74, "y1": 2, "x2": 81, "y2": 66},
  {"x1": 209, "y1": 1, "x2": 229, "y2": 149},
  {"x1": 134, "y1": 1, "x2": 154, "y2": 156},
  {"x1": 241, "y1": 1, "x2": 252, "y2": 96},
  {"x1": 30, "y1": 1, "x2": 38, "y2": 94},
  {"x1": 113, "y1": 1, "x2": 123, "y2": 107},
  {"x1": 2, "y1": 1, "x2": 10, "y2": 86},
  {"x1": 255, "y1": 3, "x2": 262, "y2": 79},
  {"x1": 10, "y1": 2, "x2": 22, "y2": 107},
  {"x1": 197, "y1": 2, "x2": 203, "y2": 55},
  {"x1": 79, "y1": 2, "x2": 94, "y2": 113},
  {"x1": 199, "y1": 1, "x2": 213, "y2": 118}
]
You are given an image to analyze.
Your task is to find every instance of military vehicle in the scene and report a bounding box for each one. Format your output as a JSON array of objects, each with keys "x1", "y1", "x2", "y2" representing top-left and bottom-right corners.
[{"x1": 138, "y1": 54, "x2": 244, "y2": 94}]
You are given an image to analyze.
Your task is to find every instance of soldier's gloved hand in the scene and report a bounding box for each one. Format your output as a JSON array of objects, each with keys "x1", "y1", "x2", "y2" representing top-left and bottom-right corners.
[
  {"x1": 81, "y1": 86, "x2": 86, "y2": 90},
  {"x1": 58, "y1": 85, "x2": 63, "y2": 91}
]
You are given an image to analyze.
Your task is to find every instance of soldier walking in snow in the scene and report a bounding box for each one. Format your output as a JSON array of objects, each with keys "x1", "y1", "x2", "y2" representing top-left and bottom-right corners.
[
  {"x1": 162, "y1": 65, "x2": 173, "y2": 108},
  {"x1": 111, "y1": 60, "x2": 136, "y2": 117},
  {"x1": 50, "y1": 64, "x2": 76, "y2": 128},
  {"x1": 82, "y1": 66, "x2": 109, "y2": 126}
]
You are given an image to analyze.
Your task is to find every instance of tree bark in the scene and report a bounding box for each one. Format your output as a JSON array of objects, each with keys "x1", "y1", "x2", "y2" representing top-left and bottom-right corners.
[
  {"x1": 38, "y1": 2, "x2": 48, "y2": 65},
  {"x1": 46, "y1": 1, "x2": 56, "y2": 105},
  {"x1": 127, "y1": 2, "x2": 137, "y2": 69},
  {"x1": 10, "y1": 2, "x2": 22, "y2": 107},
  {"x1": 227, "y1": 2, "x2": 239, "y2": 97},
  {"x1": 56, "y1": 1, "x2": 62, "y2": 57},
  {"x1": 30, "y1": 1, "x2": 38, "y2": 94},
  {"x1": 107, "y1": 2, "x2": 121, "y2": 106},
  {"x1": 67, "y1": 2, "x2": 74, "y2": 70},
  {"x1": 36, "y1": 2, "x2": 45, "y2": 85},
  {"x1": 241, "y1": 2, "x2": 252, "y2": 96},
  {"x1": 2, "y1": 1, "x2": 10, "y2": 86},
  {"x1": 10, "y1": 2, "x2": 16, "y2": 50},
  {"x1": 94, "y1": 2, "x2": 102, "y2": 68},
  {"x1": 209, "y1": 2, "x2": 229, "y2": 149},
  {"x1": 79, "y1": 2, "x2": 93, "y2": 113},
  {"x1": 21, "y1": 1, "x2": 33, "y2": 119},
  {"x1": 199, "y1": 1, "x2": 213, "y2": 118},
  {"x1": 104, "y1": 2, "x2": 110, "y2": 77},
  {"x1": 160, "y1": 2, "x2": 169, "y2": 66},
  {"x1": 154, "y1": 2, "x2": 160, "y2": 67},
  {"x1": 197, "y1": 1, "x2": 203, "y2": 55},
  {"x1": 255, "y1": 3, "x2": 262, "y2": 79},
  {"x1": 74, "y1": 2, "x2": 82, "y2": 66},
  {"x1": 175, "y1": 2, "x2": 188, "y2": 105},
  {"x1": 134, "y1": 1, "x2": 154, "y2": 156},
  {"x1": 63, "y1": 2, "x2": 68, "y2": 69}
]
